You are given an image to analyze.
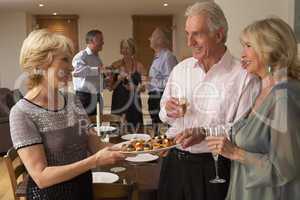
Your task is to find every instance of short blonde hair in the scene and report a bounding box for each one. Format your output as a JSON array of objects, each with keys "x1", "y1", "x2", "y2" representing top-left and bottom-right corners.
[
  {"x1": 185, "y1": 1, "x2": 228, "y2": 43},
  {"x1": 20, "y1": 29, "x2": 74, "y2": 88},
  {"x1": 241, "y1": 17, "x2": 300, "y2": 79}
]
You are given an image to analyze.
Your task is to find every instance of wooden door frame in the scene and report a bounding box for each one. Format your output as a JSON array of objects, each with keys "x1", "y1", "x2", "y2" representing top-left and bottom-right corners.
[
  {"x1": 132, "y1": 15, "x2": 173, "y2": 74},
  {"x1": 35, "y1": 15, "x2": 79, "y2": 52},
  {"x1": 132, "y1": 15, "x2": 173, "y2": 47}
]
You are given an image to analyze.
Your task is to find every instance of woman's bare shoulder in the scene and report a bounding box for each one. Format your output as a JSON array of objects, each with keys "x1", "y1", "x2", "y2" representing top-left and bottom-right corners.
[{"x1": 111, "y1": 59, "x2": 123, "y2": 68}]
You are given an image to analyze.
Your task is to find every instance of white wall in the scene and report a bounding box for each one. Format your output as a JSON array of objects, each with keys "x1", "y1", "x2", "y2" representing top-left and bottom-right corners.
[
  {"x1": 215, "y1": 0, "x2": 294, "y2": 58},
  {"x1": 0, "y1": 12, "x2": 190, "y2": 89},
  {"x1": 78, "y1": 14, "x2": 133, "y2": 66},
  {"x1": 173, "y1": 11, "x2": 192, "y2": 61},
  {"x1": 0, "y1": 0, "x2": 296, "y2": 89},
  {"x1": 0, "y1": 12, "x2": 27, "y2": 89},
  {"x1": 78, "y1": 13, "x2": 191, "y2": 65}
]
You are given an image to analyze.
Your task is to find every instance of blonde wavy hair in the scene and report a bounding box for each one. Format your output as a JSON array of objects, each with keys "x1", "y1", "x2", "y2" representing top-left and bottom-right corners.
[
  {"x1": 241, "y1": 17, "x2": 300, "y2": 80},
  {"x1": 20, "y1": 29, "x2": 74, "y2": 89},
  {"x1": 120, "y1": 38, "x2": 136, "y2": 55}
]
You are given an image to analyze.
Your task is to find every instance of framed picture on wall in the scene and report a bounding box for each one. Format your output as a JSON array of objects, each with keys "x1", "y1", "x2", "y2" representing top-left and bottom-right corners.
[{"x1": 295, "y1": 0, "x2": 300, "y2": 42}]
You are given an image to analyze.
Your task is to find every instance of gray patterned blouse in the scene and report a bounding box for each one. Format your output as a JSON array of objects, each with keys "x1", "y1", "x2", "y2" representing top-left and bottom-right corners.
[{"x1": 9, "y1": 93, "x2": 93, "y2": 200}]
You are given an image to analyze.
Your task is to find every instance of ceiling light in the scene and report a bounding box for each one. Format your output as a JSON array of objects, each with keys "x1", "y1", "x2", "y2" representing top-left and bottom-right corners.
[
  {"x1": 53, "y1": 12, "x2": 58, "y2": 15},
  {"x1": 163, "y1": 3, "x2": 168, "y2": 7},
  {"x1": 38, "y1": 3, "x2": 44, "y2": 7}
]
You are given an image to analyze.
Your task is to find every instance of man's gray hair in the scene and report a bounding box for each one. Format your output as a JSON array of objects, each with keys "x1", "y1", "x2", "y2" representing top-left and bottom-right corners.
[
  {"x1": 185, "y1": 1, "x2": 228, "y2": 43},
  {"x1": 156, "y1": 27, "x2": 171, "y2": 47}
]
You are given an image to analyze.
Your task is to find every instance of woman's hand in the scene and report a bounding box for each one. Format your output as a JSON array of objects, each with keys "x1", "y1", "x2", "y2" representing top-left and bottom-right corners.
[
  {"x1": 175, "y1": 127, "x2": 205, "y2": 148},
  {"x1": 206, "y1": 136, "x2": 242, "y2": 160},
  {"x1": 118, "y1": 71, "x2": 128, "y2": 81},
  {"x1": 138, "y1": 84, "x2": 146, "y2": 92},
  {"x1": 94, "y1": 147, "x2": 126, "y2": 167}
]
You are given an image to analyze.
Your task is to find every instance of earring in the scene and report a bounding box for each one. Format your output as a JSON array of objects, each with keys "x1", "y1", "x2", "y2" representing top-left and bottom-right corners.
[
  {"x1": 267, "y1": 65, "x2": 272, "y2": 74},
  {"x1": 33, "y1": 68, "x2": 44, "y2": 75}
]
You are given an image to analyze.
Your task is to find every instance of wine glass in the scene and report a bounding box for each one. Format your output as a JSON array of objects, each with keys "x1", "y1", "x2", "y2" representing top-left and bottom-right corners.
[
  {"x1": 177, "y1": 96, "x2": 189, "y2": 117},
  {"x1": 99, "y1": 129, "x2": 110, "y2": 143},
  {"x1": 205, "y1": 125, "x2": 228, "y2": 184}
]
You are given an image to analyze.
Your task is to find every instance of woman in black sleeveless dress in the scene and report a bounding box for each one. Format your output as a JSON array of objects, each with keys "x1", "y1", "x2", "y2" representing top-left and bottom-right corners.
[{"x1": 110, "y1": 38, "x2": 145, "y2": 131}]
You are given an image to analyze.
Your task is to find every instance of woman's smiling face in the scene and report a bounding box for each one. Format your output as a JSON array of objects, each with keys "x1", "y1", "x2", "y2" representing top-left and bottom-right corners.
[{"x1": 240, "y1": 35, "x2": 265, "y2": 76}]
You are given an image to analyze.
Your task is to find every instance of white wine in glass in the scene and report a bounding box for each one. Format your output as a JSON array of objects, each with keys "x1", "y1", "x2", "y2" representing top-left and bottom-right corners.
[{"x1": 206, "y1": 125, "x2": 227, "y2": 184}]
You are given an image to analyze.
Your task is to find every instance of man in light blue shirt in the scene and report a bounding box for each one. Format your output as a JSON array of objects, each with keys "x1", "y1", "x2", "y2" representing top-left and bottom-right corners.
[
  {"x1": 148, "y1": 27, "x2": 178, "y2": 134},
  {"x1": 72, "y1": 29, "x2": 104, "y2": 116}
]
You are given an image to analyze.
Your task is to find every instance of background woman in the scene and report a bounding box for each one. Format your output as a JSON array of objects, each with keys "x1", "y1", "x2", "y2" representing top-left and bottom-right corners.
[
  {"x1": 9, "y1": 29, "x2": 125, "y2": 200},
  {"x1": 109, "y1": 38, "x2": 145, "y2": 132},
  {"x1": 205, "y1": 17, "x2": 300, "y2": 199}
]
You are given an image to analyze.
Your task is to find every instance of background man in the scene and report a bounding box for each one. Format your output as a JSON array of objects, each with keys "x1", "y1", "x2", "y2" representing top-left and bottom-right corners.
[
  {"x1": 148, "y1": 27, "x2": 178, "y2": 135},
  {"x1": 72, "y1": 29, "x2": 104, "y2": 116}
]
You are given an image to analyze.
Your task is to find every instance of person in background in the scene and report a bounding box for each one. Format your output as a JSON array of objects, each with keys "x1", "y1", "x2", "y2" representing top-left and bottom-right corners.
[
  {"x1": 158, "y1": 2, "x2": 260, "y2": 200},
  {"x1": 202, "y1": 17, "x2": 300, "y2": 200},
  {"x1": 10, "y1": 29, "x2": 125, "y2": 200},
  {"x1": 148, "y1": 27, "x2": 178, "y2": 135},
  {"x1": 109, "y1": 38, "x2": 145, "y2": 132},
  {"x1": 72, "y1": 29, "x2": 105, "y2": 116}
]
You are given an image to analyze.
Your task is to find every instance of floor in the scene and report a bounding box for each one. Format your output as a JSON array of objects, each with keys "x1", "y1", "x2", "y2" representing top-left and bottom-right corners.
[{"x1": 0, "y1": 157, "x2": 14, "y2": 200}]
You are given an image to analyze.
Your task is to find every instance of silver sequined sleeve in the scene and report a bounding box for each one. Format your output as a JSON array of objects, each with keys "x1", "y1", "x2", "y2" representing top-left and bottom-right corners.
[{"x1": 9, "y1": 104, "x2": 42, "y2": 150}]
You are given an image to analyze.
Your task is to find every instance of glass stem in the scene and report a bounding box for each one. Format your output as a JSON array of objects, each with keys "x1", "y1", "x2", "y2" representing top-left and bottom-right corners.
[{"x1": 214, "y1": 159, "x2": 220, "y2": 178}]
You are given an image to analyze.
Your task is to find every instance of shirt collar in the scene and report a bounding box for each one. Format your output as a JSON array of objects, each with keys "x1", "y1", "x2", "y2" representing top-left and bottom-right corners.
[
  {"x1": 85, "y1": 47, "x2": 94, "y2": 55},
  {"x1": 154, "y1": 48, "x2": 168, "y2": 59},
  {"x1": 193, "y1": 48, "x2": 232, "y2": 71}
]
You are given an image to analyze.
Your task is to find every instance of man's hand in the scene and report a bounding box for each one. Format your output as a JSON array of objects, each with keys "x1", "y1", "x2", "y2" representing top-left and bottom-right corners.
[
  {"x1": 165, "y1": 97, "x2": 185, "y2": 118},
  {"x1": 175, "y1": 127, "x2": 205, "y2": 149},
  {"x1": 97, "y1": 64, "x2": 103, "y2": 73}
]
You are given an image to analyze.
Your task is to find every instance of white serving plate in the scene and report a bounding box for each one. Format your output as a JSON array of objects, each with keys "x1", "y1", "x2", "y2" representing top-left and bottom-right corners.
[
  {"x1": 121, "y1": 133, "x2": 151, "y2": 141},
  {"x1": 125, "y1": 153, "x2": 159, "y2": 162},
  {"x1": 92, "y1": 172, "x2": 119, "y2": 183},
  {"x1": 93, "y1": 126, "x2": 118, "y2": 137},
  {"x1": 93, "y1": 126, "x2": 117, "y2": 132}
]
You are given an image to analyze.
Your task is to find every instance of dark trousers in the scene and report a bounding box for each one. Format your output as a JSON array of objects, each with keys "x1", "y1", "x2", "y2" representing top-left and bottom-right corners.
[
  {"x1": 75, "y1": 91, "x2": 103, "y2": 116},
  {"x1": 148, "y1": 91, "x2": 163, "y2": 135},
  {"x1": 158, "y1": 149, "x2": 230, "y2": 200}
]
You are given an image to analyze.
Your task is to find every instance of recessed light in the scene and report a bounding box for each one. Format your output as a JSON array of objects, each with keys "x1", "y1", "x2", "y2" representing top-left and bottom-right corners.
[
  {"x1": 163, "y1": 3, "x2": 168, "y2": 7},
  {"x1": 38, "y1": 3, "x2": 44, "y2": 7},
  {"x1": 53, "y1": 12, "x2": 58, "y2": 15}
]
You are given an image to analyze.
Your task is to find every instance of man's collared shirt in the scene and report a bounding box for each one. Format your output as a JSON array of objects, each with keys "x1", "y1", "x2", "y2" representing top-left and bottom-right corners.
[
  {"x1": 148, "y1": 49, "x2": 178, "y2": 92},
  {"x1": 72, "y1": 47, "x2": 103, "y2": 94},
  {"x1": 159, "y1": 50, "x2": 261, "y2": 153}
]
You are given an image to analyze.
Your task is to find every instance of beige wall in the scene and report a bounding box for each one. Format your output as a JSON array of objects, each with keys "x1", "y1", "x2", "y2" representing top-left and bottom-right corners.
[
  {"x1": 173, "y1": 10, "x2": 192, "y2": 61},
  {"x1": 77, "y1": 13, "x2": 191, "y2": 65},
  {"x1": 215, "y1": 0, "x2": 295, "y2": 58},
  {"x1": 0, "y1": 0, "x2": 297, "y2": 89},
  {"x1": 0, "y1": 12, "x2": 190, "y2": 89},
  {"x1": 78, "y1": 14, "x2": 133, "y2": 66},
  {"x1": 0, "y1": 12, "x2": 27, "y2": 89}
]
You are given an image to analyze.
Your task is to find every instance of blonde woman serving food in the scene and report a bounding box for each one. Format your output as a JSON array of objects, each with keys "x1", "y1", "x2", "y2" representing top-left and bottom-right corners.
[{"x1": 9, "y1": 29, "x2": 125, "y2": 200}]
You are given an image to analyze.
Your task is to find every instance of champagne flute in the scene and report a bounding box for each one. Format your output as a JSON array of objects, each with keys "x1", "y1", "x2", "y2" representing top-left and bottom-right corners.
[
  {"x1": 206, "y1": 125, "x2": 227, "y2": 184},
  {"x1": 177, "y1": 96, "x2": 189, "y2": 117}
]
